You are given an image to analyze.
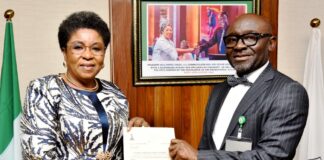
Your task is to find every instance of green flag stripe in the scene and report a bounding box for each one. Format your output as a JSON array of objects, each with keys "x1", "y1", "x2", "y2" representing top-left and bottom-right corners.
[{"x1": 0, "y1": 21, "x2": 22, "y2": 154}]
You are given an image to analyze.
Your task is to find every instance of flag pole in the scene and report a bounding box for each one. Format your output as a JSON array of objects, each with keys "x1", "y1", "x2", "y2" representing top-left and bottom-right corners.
[{"x1": 4, "y1": 9, "x2": 14, "y2": 21}]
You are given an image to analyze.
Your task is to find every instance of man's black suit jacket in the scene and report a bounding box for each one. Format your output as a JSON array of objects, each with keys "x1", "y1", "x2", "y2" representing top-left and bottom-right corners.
[{"x1": 198, "y1": 64, "x2": 309, "y2": 160}]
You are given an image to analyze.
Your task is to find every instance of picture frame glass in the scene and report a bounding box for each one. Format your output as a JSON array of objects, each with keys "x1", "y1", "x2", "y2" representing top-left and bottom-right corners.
[{"x1": 134, "y1": 0, "x2": 259, "y2": 85}]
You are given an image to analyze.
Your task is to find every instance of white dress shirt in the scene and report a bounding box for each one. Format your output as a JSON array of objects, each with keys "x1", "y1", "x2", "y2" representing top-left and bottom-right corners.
[{"x1": 212, "y1": 61, "x2": 269, "y2": 150}]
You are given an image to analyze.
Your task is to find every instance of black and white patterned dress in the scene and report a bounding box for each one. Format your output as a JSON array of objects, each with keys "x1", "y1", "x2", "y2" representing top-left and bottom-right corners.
[{"x1": 21, "y1": 74, "x2": 128, "y2": 159}]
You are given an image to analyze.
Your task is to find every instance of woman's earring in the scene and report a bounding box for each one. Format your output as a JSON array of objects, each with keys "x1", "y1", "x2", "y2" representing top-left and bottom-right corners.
[{"x1": 63, "y1": 62, "x2": 66, "y2": 67}]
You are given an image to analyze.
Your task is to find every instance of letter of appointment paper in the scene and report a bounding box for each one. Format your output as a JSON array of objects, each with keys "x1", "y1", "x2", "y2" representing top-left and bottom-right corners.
[{"x1": 123, "y1": 127, "x2": 175, "y2": 160}]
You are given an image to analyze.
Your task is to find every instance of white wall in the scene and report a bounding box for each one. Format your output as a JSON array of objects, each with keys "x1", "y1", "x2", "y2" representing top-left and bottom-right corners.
[
  {"x1": 278, "y1": 0, "x2": 324, "y2": 83},
  {"x1": 0, "y1": 0, "x2": 111, "y2": 101}
]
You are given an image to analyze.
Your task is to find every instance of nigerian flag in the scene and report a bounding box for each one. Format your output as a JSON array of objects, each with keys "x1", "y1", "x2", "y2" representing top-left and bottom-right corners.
[{"x1": 0, "y1": 17, "x2": 22, "y2": 159}]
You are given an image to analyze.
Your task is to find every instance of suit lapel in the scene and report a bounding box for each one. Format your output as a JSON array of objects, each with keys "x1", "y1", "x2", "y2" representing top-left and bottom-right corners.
[
  {"x1": 222, "y1": 65, "x2": 274, "y2": 149},
  {"x1": 207, "y1": 83, "x2": 231, "y2": 149}
]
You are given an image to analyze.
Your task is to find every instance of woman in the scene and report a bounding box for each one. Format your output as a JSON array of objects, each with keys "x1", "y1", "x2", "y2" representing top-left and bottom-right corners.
[
  {"x1": 178, "y1": 40, "x2": 196, "y2": 61},
  {"x1": 20, "y1": 11, "x2": 148, "y2": 160},
  {"x1": 152, "y1": 23, "x2": 194, "y2": 61}
]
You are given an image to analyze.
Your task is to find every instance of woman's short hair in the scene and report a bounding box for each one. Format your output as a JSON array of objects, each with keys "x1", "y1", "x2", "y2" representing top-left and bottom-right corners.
[
  {"x1": 160, "y1": 22, "x2": 172, "y2": 34},
  {"x1": 58, "y1": 11, "x2": 110, "y2": 51}
]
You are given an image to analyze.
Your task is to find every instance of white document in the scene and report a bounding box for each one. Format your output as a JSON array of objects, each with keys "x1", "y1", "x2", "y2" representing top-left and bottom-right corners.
[{"x1": 123, "y1": 127, "x2": 175, "y2": 160}]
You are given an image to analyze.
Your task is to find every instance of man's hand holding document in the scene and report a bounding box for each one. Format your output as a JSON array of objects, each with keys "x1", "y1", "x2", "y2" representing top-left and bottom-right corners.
[{"x1": 123, "y1": 127, "x2": 175, "y2": 160}]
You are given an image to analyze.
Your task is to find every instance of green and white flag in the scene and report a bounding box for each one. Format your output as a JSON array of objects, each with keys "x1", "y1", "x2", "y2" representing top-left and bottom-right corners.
[{"x1": 0, "y1": 18, "x2": 22, "y2": 160}]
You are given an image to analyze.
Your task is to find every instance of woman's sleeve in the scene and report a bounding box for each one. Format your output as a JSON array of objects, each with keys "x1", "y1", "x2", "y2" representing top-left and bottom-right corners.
[{"x1": 20, "y1": 79, "x2": 64, "y2": 159}]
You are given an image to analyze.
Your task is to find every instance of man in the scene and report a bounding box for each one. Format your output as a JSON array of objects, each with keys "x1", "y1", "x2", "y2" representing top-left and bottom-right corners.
[
  {"x1": 169, "y1": 14, "x2": 309, "y2": 160},
  {"x1": 199, "y1": 11, "x2": 228, "y2": 59}
]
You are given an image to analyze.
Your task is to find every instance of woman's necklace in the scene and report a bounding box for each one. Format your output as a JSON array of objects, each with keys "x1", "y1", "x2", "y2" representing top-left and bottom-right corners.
[{"x1": 64, "y1": 73, "x2": 99, "y2": 92}]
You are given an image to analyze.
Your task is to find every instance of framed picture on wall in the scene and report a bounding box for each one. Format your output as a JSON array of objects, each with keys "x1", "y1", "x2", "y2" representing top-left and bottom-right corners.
[{"x1": 133, "y1": 0, "x2": 260, "y2": 85}]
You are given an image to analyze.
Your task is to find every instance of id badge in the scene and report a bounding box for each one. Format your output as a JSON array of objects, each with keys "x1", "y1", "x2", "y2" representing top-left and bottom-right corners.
[{"x1": 225, "y1": 136, "x2": 252, "y2": 152}]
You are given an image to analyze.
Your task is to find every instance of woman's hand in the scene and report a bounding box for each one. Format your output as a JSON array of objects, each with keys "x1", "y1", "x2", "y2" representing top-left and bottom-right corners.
[{"x1": 127, "y1": 117, "x2": 150, "y2": 131}]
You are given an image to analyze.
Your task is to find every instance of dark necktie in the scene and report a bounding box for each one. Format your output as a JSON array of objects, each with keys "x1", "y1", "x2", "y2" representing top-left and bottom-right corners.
[{"x1": 227, "y1": 75, "x2": 252, "y2": 87}]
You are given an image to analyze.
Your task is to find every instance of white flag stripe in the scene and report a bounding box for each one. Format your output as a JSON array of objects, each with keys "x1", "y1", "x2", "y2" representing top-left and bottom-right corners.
[
  {"x1": 0, "y1": 115, "x2": 22, "y2": 160},
  {"x1": 296, "y1": 28, "x2": 324, "y2": 160}
]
